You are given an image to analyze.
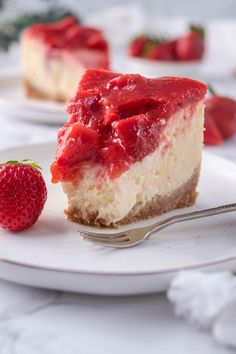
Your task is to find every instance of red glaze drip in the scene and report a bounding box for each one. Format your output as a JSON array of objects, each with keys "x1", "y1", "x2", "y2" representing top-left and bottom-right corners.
[
  {"x1": 23, "y1": 16, "x2": 108, "y2": 52},
  {"x1": 51, "y1": 69, "x2": 207, "y2": 183}
]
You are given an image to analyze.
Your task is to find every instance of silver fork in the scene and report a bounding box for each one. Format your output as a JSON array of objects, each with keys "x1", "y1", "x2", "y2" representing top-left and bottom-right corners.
[{"x1": 79, "y1": 203, "x2": 236, "y2": 248}]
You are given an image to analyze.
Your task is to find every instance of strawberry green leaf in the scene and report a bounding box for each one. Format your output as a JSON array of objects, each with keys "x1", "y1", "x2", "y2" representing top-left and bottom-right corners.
[
  {"x1": 208, "y1": 84, "x2": 217, "y2": 96},
  {"x1": 189, "y1": 24, "x2": 205, "y2": 38},
  {"x1": 1, "y1": 159, "x2": 42, "y2": 170},
  {"x1": 21, "y1": 159, "x2": 43, "y2": 170},
  {"x1": 5, "y1": 160, "x2": 19, "y2": 165},
  {"x1": 142, "y1": 37, "x2": 165, "y2": 57}
]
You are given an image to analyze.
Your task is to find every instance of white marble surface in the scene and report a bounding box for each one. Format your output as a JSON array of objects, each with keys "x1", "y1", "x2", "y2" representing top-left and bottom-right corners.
[{"x1": 0, "y1": 280, "x2": 235, "y2": 354}]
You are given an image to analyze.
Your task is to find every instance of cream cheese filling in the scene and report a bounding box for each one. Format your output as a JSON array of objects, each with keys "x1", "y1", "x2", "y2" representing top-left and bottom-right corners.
[
  {"x1": 21, "y1": 36, "x2": 106, "y2": 100},
  {"x1": 62, "y1": 102, "x2": 204, "y2": 224}
]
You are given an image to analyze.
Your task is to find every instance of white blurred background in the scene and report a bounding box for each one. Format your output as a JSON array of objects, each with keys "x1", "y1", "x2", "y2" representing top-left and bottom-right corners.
[
  {"x1": 1, "y1": 0, "x2": 236, "y2": 19},
  {"x1": 0, "y1": 0, "x2": 236, "y2": 98}
]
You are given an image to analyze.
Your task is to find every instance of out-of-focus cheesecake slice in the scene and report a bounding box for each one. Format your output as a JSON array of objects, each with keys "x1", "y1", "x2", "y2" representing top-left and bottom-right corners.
[
  {"x1": 51, "y1": 69, "x2": 207, "y2": 227},
  {"x1": 20, "y1": 17, "x2": 109, "y2": 102}
]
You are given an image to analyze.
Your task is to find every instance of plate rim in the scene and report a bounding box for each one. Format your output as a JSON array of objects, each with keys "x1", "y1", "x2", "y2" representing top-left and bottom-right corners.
[
  {"x1": 1, "y1": 141, "x2": 236, "y2": 277},
  {"x1": 1, "y1": 255, "x2": 236, "y2": 277}
]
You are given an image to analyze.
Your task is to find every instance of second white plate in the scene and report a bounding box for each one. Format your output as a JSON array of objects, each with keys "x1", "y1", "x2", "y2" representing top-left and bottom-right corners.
[{"x1": 0, "y1": 75, "x2": 67, "y2": 125}]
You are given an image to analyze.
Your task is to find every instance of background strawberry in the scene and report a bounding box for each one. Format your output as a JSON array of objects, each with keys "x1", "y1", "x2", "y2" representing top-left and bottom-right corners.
[
  {"x1": 175, "y1": 25, "x2": 205, "y2": 61},
  {"x1": 205, "y1": 96, "x2": 236, "y2": 140},
  {"x1": 129, "y1": 36, "x2": 149, "y2": 57},
  {"x1": 129, "y1": 25, "x2": 205, "y2": 62},
  {"x1": 0, "y1": 160, "x2": 47, "y2": 232},
  {"x1": 204, "y1": 113, "x2": 223, "y2": 145},
  {"x1": 204, "y1": 85, "x2": 236, "y2": 145},
  {"x1": 129, "y1": 36, "x2": 170, "y2": 59},
  {"x1": 147, "y1": 40, "x2": 176, "y2": 61}
]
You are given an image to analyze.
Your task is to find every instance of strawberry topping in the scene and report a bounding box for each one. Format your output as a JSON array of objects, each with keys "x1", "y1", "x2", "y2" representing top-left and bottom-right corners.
[
  {"x1": 51, "y1": 69, "x2": 207, "y2": 183},
  {"x1": 23, "y1": 16, "x2": 108, "y2": 53}
]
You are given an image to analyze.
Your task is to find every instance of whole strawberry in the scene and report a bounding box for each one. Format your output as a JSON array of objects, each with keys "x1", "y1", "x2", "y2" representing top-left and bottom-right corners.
[
  {"x1": 148, "y1": 40, "x2": 176, "y2": 61},
  {"x1": 175, "y1": 25, "x2": 205, "y2": 61},
  {"x1": 204, "y1": 85, "x2": 236, "y2": 145},
  {"x1": 204, "y1": 113, "x2": 223, "y2": 145},
  {"x1": 129, "y1": 36, "x2": 149, "y2": 57},
  {"x1": 205, "y1": 96, "x2": 236, "y2": 139},
  {"x1": 0, "y1": 160, "x2": 47, "y2": 232}
]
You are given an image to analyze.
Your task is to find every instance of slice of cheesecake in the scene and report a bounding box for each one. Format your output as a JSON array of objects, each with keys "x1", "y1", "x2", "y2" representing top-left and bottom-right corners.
[
  {"x1": 20, "y1": 17, "x2": 109, "y2": 102},
  {"x1": 51, "y1": 69, "x2": 207, "y2": 227}
]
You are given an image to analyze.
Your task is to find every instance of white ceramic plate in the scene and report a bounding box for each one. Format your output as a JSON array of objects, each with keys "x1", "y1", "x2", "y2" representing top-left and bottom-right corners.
[
  {"x1": 0, "y1": 75, "x2": 67, "y2": 125},
  {"x1": 126, "y1": 55, "x2": 232, "y2": 80},
  {"x1": 0, "y1": 142, "x2": 236, "y2": 295},
  {"x1": 127, "y1": 56, "x2": 203, "y2": 79}
]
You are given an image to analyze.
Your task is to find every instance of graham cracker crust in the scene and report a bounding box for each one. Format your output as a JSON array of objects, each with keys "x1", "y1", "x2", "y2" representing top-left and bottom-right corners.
[
  {"x1": 23, "y1": 78, "x2": 65, "y2": 102},
  {"x1": 65, "y1": 166, "x2": 200, "y2": 228}
]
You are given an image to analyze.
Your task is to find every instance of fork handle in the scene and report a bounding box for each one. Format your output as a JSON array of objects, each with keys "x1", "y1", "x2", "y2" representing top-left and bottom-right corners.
[{"x1": 146, "y1": 203, "x2": 236, "y2": 239}]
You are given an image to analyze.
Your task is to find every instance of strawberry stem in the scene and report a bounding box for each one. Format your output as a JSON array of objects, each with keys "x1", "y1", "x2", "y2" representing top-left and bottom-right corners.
[
  {"x1": 208, "y1": 84, "x2": 217, "y2": 96},
  {"x1": 1, "y1": 159, "x2": 42, "y2": 170}
]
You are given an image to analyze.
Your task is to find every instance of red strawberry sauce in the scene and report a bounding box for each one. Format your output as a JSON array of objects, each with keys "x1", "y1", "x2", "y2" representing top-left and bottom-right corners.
[
  {"x1": 51, "y1": 69, "x2": 207, "y2": 183},
  {"x1": 23, "y1": 16, "x2": 108, "y2": 53}
]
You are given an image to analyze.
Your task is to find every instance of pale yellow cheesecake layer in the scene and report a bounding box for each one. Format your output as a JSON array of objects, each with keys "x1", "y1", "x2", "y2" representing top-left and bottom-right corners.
[
  {"x1": 21, "y1": 36, "x2": 106, "y2": 101},
  {"x1": 62, "y1": 101, "x2": 204, "y2": 225}
]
